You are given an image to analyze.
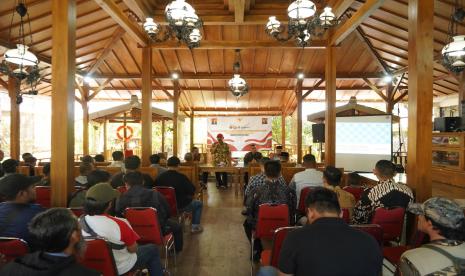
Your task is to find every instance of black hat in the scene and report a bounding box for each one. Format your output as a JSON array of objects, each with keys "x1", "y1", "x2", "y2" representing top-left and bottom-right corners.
[{"x1": 0, "y1": 174, "x2": 36, "y2": 200}]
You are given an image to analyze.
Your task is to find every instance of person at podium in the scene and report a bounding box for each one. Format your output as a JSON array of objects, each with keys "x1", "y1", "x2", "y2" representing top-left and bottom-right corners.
[{"x1": 211, "y1": 133, "x2": 231, "y2": 189}]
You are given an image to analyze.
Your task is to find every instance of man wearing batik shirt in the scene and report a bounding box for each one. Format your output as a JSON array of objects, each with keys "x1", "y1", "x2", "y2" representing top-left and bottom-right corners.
[
  {"x1": 211, "y1": 133, "x2": 231, "y2": 189},
  {"x1": 352, "y1": 160, "x2": 414, "y2": 224}
]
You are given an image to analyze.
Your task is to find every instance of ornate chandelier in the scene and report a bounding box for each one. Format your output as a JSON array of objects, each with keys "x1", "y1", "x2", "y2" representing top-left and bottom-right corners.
[
  {"x1": 0, "y1": 1, "x2": 41, "y2": 104},
  {"x1": 228, "y1": 50, "x2": 248, "y2": 99},
  {"x1": 442, "y1": 0, "x2": 465, "y2": 73},
  {"x1": 265, "y1": 0, "x2": 339, "y2": 48},
  {"x1": 143, "y1": 0, "x2": 203, "y2": 49}
]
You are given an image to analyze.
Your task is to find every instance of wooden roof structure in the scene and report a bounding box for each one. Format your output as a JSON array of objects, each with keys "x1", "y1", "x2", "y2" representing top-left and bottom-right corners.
[{"x1": 0, "y1": 0, "x2": 462, "y2": 117}]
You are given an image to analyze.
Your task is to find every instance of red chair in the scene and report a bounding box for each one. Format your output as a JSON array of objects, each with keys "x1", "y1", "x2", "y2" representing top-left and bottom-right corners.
[
  {"x1": 297, "y1": 187, "x2": 315, "y2": 215},
  {"x1": 124, "y1": 207, "x2": 175, "y2": 270},
  {"x1": 261, "y1": 226, "x2": 300, "y2": 267},
  {"x1": 343, "y1": 186, "x2": 364, "y2": 201},
  {"x1": 341, "y1": 208, "x2": 350, "y2": 223},
  {"x1": 79, "y1": 238, "x2": 118, "y2": 276},
  {"x1": 251, "y1": 204, "x2": 289, "y2": 274},
  {"x1": 117, "y1": 186, "x2": 127, "y2": 194},
  {"x1": 154, "y1": 187, "x2": 178, "y2": 217},
  {"x1": 35, "y1": 186, "x2": 51, "y2": 208},
  {"x1": 351, "y1": 224, "x2": 384, "y2": 248},
  {"x1": 0, "y1": 237, "x2": 28, "y2": 262},
  {"x1": 383, "y1": 231, "x2": 427, "y2": 273},
  {"x1": 68, "y1": 207, "x2": 85, "y2": 217},
  {"x1": 371, "y1": 207, "x2": 405, "y2": 244}
]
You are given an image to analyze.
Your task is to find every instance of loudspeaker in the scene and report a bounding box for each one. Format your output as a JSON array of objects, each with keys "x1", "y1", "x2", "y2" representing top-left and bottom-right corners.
[
  {"x1": 312, "y1": 123, "x2": 325, "y2": 143},
  {"x1": 434, "y1": 117, "x2": 461, "y2": 132}
]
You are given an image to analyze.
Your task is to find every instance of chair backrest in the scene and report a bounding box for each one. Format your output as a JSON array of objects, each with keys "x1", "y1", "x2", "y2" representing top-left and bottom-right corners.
[
  {"x1": 343, "y1": 186, "x2": 364, "y2": 202},
  {"x1": 341, "y1": 208, "x2": 350, "y2": 223},
  {"x1": 68, "y1": 207, "x2": 85, "y2": 217},
  {"x1": 282, "y1": 167, "x2": 305, "y2": 184},
  {"x1": 139, "y1": 167, "x2": 157, "y2": 180},
  {"x1": 176, "y1": 166, "x2": 194, "y2": 183},
  {"x1": 255, "y1": 204, "x2": 289, "y2": 240},
  {"x1": 0, "y1": 237, "x2": 28, "y2": 262},
  {"x1": 268, "y1": 226, "x2": 300, "y2": 267},
  {"x1": 297, "y1": 186, "x2": 315, "y2": 214},
  {"x1": 17, "y1": 166, "x2": 30, "y2": 176},
  {"x1": 35, "y1": 186, "x2": 51, "y2": 208},
  {"x1": 80, "y1": 238, "x2": 118, "y2": 276},
  {"x1": 371, "y1": 207, "x2": 405, "y2": 242},
  {"x1": 351, "y1": 224, "x2": 384, "y2": 248},
  {"x1": 73, "y1": 166, "x2": 81, "y2": 179},
  {"x1": 96, "y1": 166, "x2": 123, "y2": 176},
  {"x1": 95, "y1": 162, "x2": 111, "y2": 166},
  {"x1": 154, "y1": 186, "x2": 178, "y2": 217},
  {"x1": 34, "y1": 166, "x2": 44, "y2": 177},
  {"x1": 124, "y1": 207, "x2": 163, "y2": 245},
  {"x1": 249, "y1": 166, "x2": 262, "y2": 177}
]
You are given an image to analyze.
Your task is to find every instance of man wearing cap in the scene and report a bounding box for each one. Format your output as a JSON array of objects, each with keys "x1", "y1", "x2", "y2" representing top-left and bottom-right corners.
[
  {"x1": 400, "y1": 197, "x2": 465, "y2": 275},
  {"x1": 0, "y1": 174, "x2": 44, "y2": 243},
  {"x1": 211, "y1": 133, "x2": 231, "y2": 189},
  {"x1": 82, "y1": 183, "x2": 163, "y2": 275}
]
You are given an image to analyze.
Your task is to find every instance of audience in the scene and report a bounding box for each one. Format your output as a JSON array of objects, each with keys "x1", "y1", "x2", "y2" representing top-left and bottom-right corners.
[
  {"x1": 80, "y1": 155, "x2": 95, "y2": 165},
  {"x1": 400, "y1": 197, "x2": 465, "y2": 275},
  {"x1": 0, "y1": 159, "x2": 19, "y2": 180},
  {"x1": 280, "y1": 151, "x2": 290, "y2": 163},
  {"x1": 109, "y1": 151, "x2": 124, "y2": 167},
  {"x1": 116, "y1": 171, "x2": 184, "y2": 252},
  {"x1": 149, "y1": 154, "x2": 167, "y2": 175},
  {"x1": 22, "y1": 153, "x2": 37, "y2": 176},
  {"x1": 184, "y1": 152, "x2": 193, "y2": 163},
  {"x1": 243, "y1": 160, "x2": 296, "y2": 262},
  {"x1": 1, "y1": 208, "x2": 100, "y2": 276},
  {"x1": 94, "y1": 154, "x2": 105, "y2": 162},
  {"x1": 75, "y1": 162, "x2": 94, "y2": 187},
  {"x1": 352, "y1": 160, "x2": 414, "y2": 224},
  {"x1": 82, "y1": 183, "x2": 163, "y2": 275},
  {"x1": 154, "y1": 156, "x2": 204, "y2": 233},
  {"x1": 347, "y1": 172, "x2": 363, "y2": 187},
  {"x1": 39, "y1": 163, "x2": 51, "y2": 186},
  {"x1": 323, "y1": 166, "x2": 355, "y2": 211},
  {"x1": 68, "y1": 169, "x2": 111, "y2": 208},
  {"x1": 243, "y1": 144, "x2": 263, "y2": 187},
  {"x1": 270, "y1": 145, "x2": 283, "y2": 161},
  {"x1": 258, "y1": 188, "x2": 382, "y2": 276},
  {"x1": 289, "y1": 154, "x2": 323, "y2": 207},
  {"x1": 192, "y1": 147, "x2": 203, "y2": 163},
  {"x1": 111, "y1": 155, "x2": 155, "y2": 189},
  {"x1": 0, "y1": 174, "x2": 44, "y2": 242}
]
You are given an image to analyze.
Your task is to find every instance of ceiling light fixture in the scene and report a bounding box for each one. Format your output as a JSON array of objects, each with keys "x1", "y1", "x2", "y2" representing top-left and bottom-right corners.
[
  {"x1": 228, "y1": 49, "x2": 249, "y2": 99},
  {"x1": 265, "y1": 0, "x2": 339, "y2": 48},
  {"x1": 442, "y1": 0, "x2": 465, "y2": 73},
  {"x1": 143, "y1": 0, "x2": 203, "y2": 49}
]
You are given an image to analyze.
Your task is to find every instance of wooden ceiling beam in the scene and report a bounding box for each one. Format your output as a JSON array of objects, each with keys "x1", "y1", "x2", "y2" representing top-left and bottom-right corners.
[
  {"x1": 88, "y1": 27, "x2": 126, "y2": 75},
  {"x1": 355, "y1": 27, "x2": 391, "y2": 73},
  {"x1": 235, "y1": 0, "x2": 245, "y2": 23},
  {"x1": 181, "y1": 107, "x2": 283, "y2": 112},
  {"x1": 94, "y1": 0, "x2": 148, "y2": 46},
  {"x1": 333, "y1": 0, "x2": 356, "y2": 17},
  {"x1": 122, "y1": 0, "x2": 152, "y2": 20},
  {"x1": 93, "y1": 72, "x2": 384, "y2": 80},
  {"x1": 302, "y1": 79, "x2": 324, "y2": 99},
  {"x1": 147, "y1": 39, "x2": 327, "y2": 49},
  {"x1": 88, "y1": 78, "x2": 113, "y2": 101},
  {"x1": 329, "y1": 0, "x2": 386, "y2": 46},
  {"x1": 0, "y1": 78, "x2": 8, "y2": 90},
  {"x1": 362, "y1": 78, "x2": 387, "y2": 101}
]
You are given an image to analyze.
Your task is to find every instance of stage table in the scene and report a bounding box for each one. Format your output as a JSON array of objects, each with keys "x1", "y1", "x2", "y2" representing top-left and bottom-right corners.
[{"x1": 198, "y1": 165, "x2": 245, "y2": 195}]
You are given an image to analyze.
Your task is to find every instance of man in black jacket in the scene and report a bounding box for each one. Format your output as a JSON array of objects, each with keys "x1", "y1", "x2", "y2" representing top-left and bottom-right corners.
[
  {"x1": 116, "y1": 171, "x2": 183, "y2": 252},
  {"x1": 0, "y1": 208, "x2": 99, "y2": 276}
]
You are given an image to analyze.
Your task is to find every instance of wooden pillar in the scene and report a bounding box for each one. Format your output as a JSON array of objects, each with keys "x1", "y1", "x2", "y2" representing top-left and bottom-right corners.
[
  {"x1": 458, "y1": 72, "x2": 465, "y2": 119},
  {"x1": 82, "y1": 85, "x2": 90, "y2": 156},
  {"x1": 325, "y1": 47, "x2": 337, "y2": 166},
  {"x1": 190, "y1": 111, "x2": 194, "y2": 151},
  {"x1": 173, "y1": 81, "x2": 180, "y2": 157},
  {"x1": 141, "y1": 47, "x2": 152, "y2": 166},
  {"x1": 8, "y1": 77, "x2": 20, "y2": 160},
  {"x1": 123, "y1": 112, "x2": 127, "y2": 152},
  {"x1": 51, "y1": 0, "x2": 76, "y2": 207},
  {"x1": 296, "y1": 79, "x2": 303, "y2": 164},
  {"x1": 103, "y1": 119, "x2": 108, "y2": 158},
  {"x1": 281, "y1": 111, "x2": 286, "y2": 149},
  {"x1": 161, "y1": 119, "x2": 165, "y2": 153},
  {"x1": 385, "y1": 83, "x2": 394, "y2": 114},
  {"x1": 407, "y1": 0, "x2": 434, "y2": 202}
]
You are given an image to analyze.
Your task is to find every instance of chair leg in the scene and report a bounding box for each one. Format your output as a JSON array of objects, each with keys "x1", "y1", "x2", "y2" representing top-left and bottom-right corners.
[
  {"x1": 250, "y1": 235, "x2": 254, "y2": 276},
  {"x1": 164, "y1": 245, "x2": 169, "y2": 271}
]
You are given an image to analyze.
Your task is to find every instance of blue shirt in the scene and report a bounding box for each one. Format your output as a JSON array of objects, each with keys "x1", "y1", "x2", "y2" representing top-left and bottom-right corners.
[{"x1": 0, "y1": 202, "x2": 44, "y2": 242}]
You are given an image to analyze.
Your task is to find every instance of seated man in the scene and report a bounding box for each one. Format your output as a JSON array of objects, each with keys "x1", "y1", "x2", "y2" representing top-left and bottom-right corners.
[
  {"x1": 280, "y1": 151, "x2": 290, "y2": 163},
  {"x1": 289, "y1": 154, "x2": 323, "y2": 207},
  {"x1": 352, "y1": 160, "x2": 414, "y2": 224},
  {"x1": 323, "y1": 166, "x2": 355, "y2": 210},
  {"x1": 0, "y1": 159, "x2": 19, "y2": 180},
  {"x1": 82, "y1": 183, "x2": 163, "y2": 275},
  {"x1": 68, "y1": 169, "x2": 111, "y2": 208},
  {"x1": 80, "y1": 155, "x2": 95, "y2": 165},
  {"x1": 39, "y1": 163, "x2": 51, "y2": 186},
  {"x1": 243, "y1": 144, "x2": 263, "y2": 187},
  {"x1": 75, "y1": 162, "x2": 94, "y2": 187},
  {"x1": 269, "y1": 145, "x2": 283, "y2": 161},
  {"x1": 1, "y1": 208, "x2": 100, "y2": 276},
  {"x1": 149, "y1": 153, "x2": 167, "y2": 175},
  {"x1": 400, "y1": 197, "x2": 465, "y2": 275},
  {"x1": 0, "y1": 174, "x2": 45, "y2": 243},
  {"x1": 94, "y1": 154, "x2": 105, "y2": 162},
  {"x1": 154, "y1": 156, "x2": 204, "y2": 233},
  {"x1": 116, "y1": 171, "x2": 184, "y2": 252},
  {"x1": 192, "y1": 147, "x2": 204, "y2": 163},
  {"x1": 347, "y1": 172, "x2": 363, "y2": 187},
  {"x1": 22, "y1": 154, "x2": 37, "y2": 176},
  {"x1": 109, "y1": 150, "x2": 124, "y2": 167},
  {"x1": 184, "y1": 152, "x2": 193, "y2": 163},
  {"x1": 258, "y1": 188, "x2": 382, "y2": 276},
  {"x1": 244, "y1": 160, "x2": 296, "y2": 261},
  {"x1": 111, "y1": 155, "x2": 155, "y2": 189}
]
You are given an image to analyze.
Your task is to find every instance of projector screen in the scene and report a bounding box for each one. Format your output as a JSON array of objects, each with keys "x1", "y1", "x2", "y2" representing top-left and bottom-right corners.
[{"x1": 335, "y1": 115, "x2": 392, "y2": 172}]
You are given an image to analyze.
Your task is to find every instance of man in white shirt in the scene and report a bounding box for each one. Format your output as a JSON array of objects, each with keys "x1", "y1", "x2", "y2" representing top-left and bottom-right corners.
[
  {"x1": 289, "y1": 154, "x2": 323, "y2": 207},
  {"x1": 108, "y1": 151, "x2": 124, "y2": 168}
]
